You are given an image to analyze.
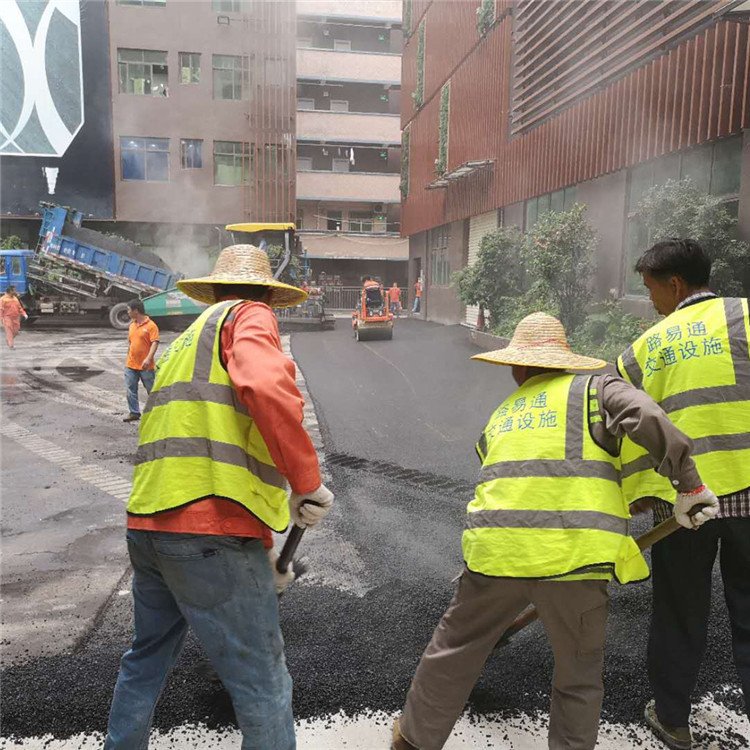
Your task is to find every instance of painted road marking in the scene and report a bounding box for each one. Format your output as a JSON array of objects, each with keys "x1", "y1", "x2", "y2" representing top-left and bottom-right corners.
[
  {"x1": 1, "y1": 695, "x2": 747, "y2": 749},
  {"x1": 0, "y1": 422, "x2": 131, "y2": 503}
]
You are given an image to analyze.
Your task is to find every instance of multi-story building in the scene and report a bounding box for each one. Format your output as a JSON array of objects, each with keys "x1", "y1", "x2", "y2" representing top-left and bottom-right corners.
[
  {"x1": 1, "y1": 0, "x2": 296, "y2": 278},
  {"x1": 295, "y1": 0, "x2": 408, "y2": 288},
  {"x1": 401, "y1": 0, "x2": 750, "y2": 324}
]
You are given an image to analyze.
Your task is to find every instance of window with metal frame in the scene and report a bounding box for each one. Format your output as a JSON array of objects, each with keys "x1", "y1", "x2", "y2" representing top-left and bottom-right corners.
[
  {"x1": 212, "y1": 0, "x2": 243, "y2": 12},
  {"x1": 117, "y1": 49, "x2": 168, "y2": 96},
  {"x1": 120, "y1": 137, "x2": 170, "y2": 181},
  {"x1": 179, "y1": 52, "x2": 200, "y2": 84},
  {"x1": 117, "y1": 0, "x2": 166, "y2": 6},
  {"x1": 429, "y1": 224, "x2": 451, "y2": 286},
  {"x1": 332, "y1": 158, "x2": 350, "y2": 173},
  {"x1": 212, "y1": 54, "x2": 249, "y2": 100},
  {"x1": 624, "y1": 136, "x2": 742, "y2": 294},
  {"x1": 524, "y1": 186, "x2": 577, "y2": 230},
  {"x1": 333, "y1": 39, "x2": 352, "y2": 52},
  {"x1": 180, "y1": 139, "x2": 202, "y2": 169},
  {"x1": 213, "y1": 141, "x2": 251, "y2": 185},
  {"x1": 330, "y1": 99, "x2": 349, "y2": 112},
  {"x1": 297, "y1": 156, "x2": 313, "y2": 171},
  {"x1": 327, "y1": 211, "x2": 343, "y2": 231},
  {"x1": 349, "y1": 212, "x2": 373, "y2": 233},
  {"x1": 298, "y1": 98, "x2": 315, "y2": 110}
]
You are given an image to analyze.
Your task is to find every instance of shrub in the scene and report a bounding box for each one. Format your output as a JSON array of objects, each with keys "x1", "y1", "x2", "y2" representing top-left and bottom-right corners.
[
  {"x1": 569, "y1": 300, "x2": 651, "y2": 363},
  {"x1": 634, "y1": 178, "x2": 750, "y2": 296},
  {"x1": 525, "y1": 203, "x2": 595, "y2": 332},
  {"x1": 0, "y1": 235, "x2": 23, "y2": 250},
  {"x1": 453, "y1": 226, "x2": 527, "y2": 329}
]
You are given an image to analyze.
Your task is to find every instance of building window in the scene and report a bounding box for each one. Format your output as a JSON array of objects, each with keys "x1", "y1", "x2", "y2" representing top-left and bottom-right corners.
[
  {"x1": 524, "y1": 186, "x2": 577, "y2": 230},
  {"x1": 297, "y1": 37, "x2": 313, "y2": 48},
  {"x1": 212, "y1": 0, "x2": 243, "y2": 11},
  {"x1": 118, "y1": 49, "x2": 168, "y2": 96},
  {"x1": 179, "y1": 52, "x2": 200, "y2": 84},
  {"x1": 296, "y1": 209, "x2": 304, "y2": 229},
  {"x1": 297, "y1": 156, "x2": 313, "y2": 171},
  {"x1": 330, "y1": 99, "x2": 349, "y2": 112},
  {"x1": 120, "y1": 137, "x2": 169, "y2": 181},
  {"x1": 212, "y1": 55, "x2": 249, "y2": 100},
  {"x1": 429, "y1": 224, "x2": 450, "y2": 286},
  {"x1": 117, "y1": 0, "x2": 166, "y2": 6},
  {"x1": 624, "y1": 136, "x2": 742, "y2": 294},
  {"x1": 298, "y1": 98, "x2": 315, "y2": 110},
  {"x1": 333, "y1": 39, "x2": 352, "y2": 52},
  {"x1": 332, "y1": 158, "x2": 350, "y2": 173},
  {"x1": 349, "y1": 212, "x2": 373, "y2": 233},
  {"x1": 214, "y1": 141, "x2": 251, "y2": 185},
  {"x1": 180, "y1": 139, "x2": 202, "y2": 169},
  {"x1": 327, "y1": 211, "x2": 342, "y2": 231}
]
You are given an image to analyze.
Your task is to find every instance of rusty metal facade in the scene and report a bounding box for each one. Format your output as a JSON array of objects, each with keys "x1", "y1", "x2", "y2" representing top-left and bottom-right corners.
[
  {"x1": 401, "y1": 0, "x2": 750, "y2": 238},
  {"x1": 246, "y1": 0, "x2": 297, "y2": 223}
]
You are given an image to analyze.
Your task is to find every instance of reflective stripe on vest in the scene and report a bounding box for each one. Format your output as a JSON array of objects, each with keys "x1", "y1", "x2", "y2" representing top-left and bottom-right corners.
[
  {"x1": 127, "y1": 301, "x2": 290, "y2": 531},
  {"x1": 617, "y1": 297, "x2": 750, "y2": 502},
  {"x1": 463, "y1": 373, "x2": 649, "y2": 584}
]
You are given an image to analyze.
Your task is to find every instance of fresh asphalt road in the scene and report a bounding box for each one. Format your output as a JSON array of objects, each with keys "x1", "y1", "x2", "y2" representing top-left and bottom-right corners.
[{"x1": 0, "y1": 320, "x2": 747, "y2": 749}]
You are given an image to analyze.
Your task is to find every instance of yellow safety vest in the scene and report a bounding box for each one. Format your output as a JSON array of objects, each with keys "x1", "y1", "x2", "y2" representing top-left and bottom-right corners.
[
  {"x1": 128, "y1": 301, "x2": 290, "y2": 532},
  {"x1": 617, "y1": 297, "x2": 750, "y2": 503},
  {"x1": 463, "y1": 373, "x2": 649, "y2": 584}
]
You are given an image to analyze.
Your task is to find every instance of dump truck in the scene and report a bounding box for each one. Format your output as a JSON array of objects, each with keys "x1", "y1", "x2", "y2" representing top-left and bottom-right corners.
[
  {"x1": 143, "y1": 222, "x2": 334, "y2": 331},
  {"x1": 0, "y1": 203, "x2": 179, "y2": 329}
]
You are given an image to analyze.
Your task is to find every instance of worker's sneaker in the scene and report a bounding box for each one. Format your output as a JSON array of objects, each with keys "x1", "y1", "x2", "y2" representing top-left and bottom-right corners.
[
  {"x1": 644, "y1": 700, "x2": 692, "y2": 750},
  {"x1": 391, "y1": 718, "x2": 418, "y2": 750},
  {"x1": 122, "y1": 413, "x2": 140, "y2": 422}
]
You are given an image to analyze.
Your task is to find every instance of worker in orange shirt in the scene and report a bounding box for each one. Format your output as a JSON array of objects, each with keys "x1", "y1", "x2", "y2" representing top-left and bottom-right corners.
[
  {"x1": 122, "y1": 299, "x2": 160, "y2": 422},
  {"x1": 389, "y1": 282, "x2": 402, "y2": 316},
  {"x1": 105, "y1": 244, "x2": 334, "y2": 750},
  {"x1": 0, "y1": 286, "x2": 28, "y2": 349},
  {"x1": 412, "y1": 278, "x2": 423, "y2": 314}
]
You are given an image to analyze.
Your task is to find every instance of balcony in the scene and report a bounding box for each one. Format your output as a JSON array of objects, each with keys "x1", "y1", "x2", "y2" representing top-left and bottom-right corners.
[
  {"x1": 297, "y1": 47, "x2": 400, "y2": 85},
  {"x1": 296, "y1": 170, "x2": 400, "y2": 203},
  {"x1": 297, "y1": 0, "x2": 402, "y2": 21},
  {"x1": 297, "y1": 109, "x2": 400, "y2": 145}
]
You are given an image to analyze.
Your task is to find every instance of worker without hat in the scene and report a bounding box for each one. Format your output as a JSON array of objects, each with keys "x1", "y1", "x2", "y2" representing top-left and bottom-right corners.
[
  {"x1": 618, "y1": 238, "x2": 750, "y2": 749},
  {"x1": 106, "y1": 244, "x2": 334, "y2": 750},
  {"x1": 392, "y1": 312, "x2": 718, "y2": 750}
]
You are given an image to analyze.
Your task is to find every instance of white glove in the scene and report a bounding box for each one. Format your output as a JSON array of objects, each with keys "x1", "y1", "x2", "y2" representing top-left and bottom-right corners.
[
  {"x1": 674, "y1": 486, "x2": 720, "y2": 529},
  {"x1": 267, "y1": 548, "x2": 295, "y2": 595},
  {"x1": 288, "y1": 483, "x2": 334, "y2": 528}
]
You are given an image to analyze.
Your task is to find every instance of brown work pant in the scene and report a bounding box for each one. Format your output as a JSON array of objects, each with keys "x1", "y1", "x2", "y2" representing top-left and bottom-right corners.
[{"x1": 400, "y1": 571, "x2": 609, "y2": 750}]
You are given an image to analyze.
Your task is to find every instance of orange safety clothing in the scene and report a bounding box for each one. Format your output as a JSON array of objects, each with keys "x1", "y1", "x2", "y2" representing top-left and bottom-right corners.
[
  {"x1": 390, "y1": 286, "x2": 401, "y2": 302},
  {"x1": 1, "y1": 294, "x2": 26, "y2": 348},
  {"x1": 415, "y1": 281, "x2": 423, "y2": 298},
  {"x1": 126, "y1": 317, "x2": 160, "y2": 371},
  {"x1": 128, "y1": 301, "x2": 322, "y2": 545}
]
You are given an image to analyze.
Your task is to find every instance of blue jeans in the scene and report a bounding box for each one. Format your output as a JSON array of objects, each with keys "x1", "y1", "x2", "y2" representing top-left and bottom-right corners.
[
  {"x1": 412, "y1": 297, "x2": 421, "y2": 313},
  {"x1": 125, "y1": 367, "x2": 155, "y2": 416},
  {"x1": 105, "y1": 531, "x2": 295, "y2": 750}
]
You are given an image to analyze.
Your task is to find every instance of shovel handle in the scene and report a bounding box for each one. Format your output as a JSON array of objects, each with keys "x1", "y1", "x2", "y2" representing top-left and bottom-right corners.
[
  {"x1": 277, "y1": 525, "x2": 305, "y2": 572},
  {"x1": 275, "y1": 501, "x2": 323, "y2": 573}
]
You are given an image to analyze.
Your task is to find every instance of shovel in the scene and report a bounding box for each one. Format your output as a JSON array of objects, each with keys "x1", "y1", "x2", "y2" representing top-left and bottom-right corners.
[{"x1": 494, "y1": 506, "x2": 705, "y2": 648}]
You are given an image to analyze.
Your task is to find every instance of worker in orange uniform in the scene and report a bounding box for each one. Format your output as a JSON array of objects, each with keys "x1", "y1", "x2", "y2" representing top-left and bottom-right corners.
[
  {"x1": 105, "y1": 244, "x2": 334, "y2": 749},
  {"x1": 0, "y1": 285, "x2": 28, "y2": 349},
  {"x1": 389, "y1": 282, "x2": 402, "y2": 316},
  {"x1": 122, "y1": 299, "x2": 160, "y2": 422},
  {"x1": 412, "y1": 278, "x2": 422, "y2": 314}
]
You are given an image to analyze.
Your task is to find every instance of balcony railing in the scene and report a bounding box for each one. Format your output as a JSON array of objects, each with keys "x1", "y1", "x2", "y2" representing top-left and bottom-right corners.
[
  {"x1": 297, "y1": 109, "x2": 401, "y2": 145},
  {"x1": 297, "y1": 47, "x2": 400, "y2": 85},
  {"x1": 296, "y1": 170, "x2": 400, "y2": 202}
]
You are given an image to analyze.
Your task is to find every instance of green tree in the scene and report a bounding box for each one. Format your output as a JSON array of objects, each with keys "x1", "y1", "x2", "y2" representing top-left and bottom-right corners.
[
  {"x1": 525, "y1": 203, "x2": 595, "y2": 332},
  {"x1": 453, "y1": 226, "x2": 527, "y2": 328},
  {"x1": 634, "y1": 178, "x2": 750, "y2": 296},
  {"x1": 0, "y1": 235, "x2": 23, "y2": 250}
]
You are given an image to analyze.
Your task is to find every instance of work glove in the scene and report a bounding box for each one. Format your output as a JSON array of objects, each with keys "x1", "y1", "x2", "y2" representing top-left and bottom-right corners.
[
  {"x1": 267, "y1": 548, "x2": 295, "y2": 595},
  {"x1": 288, "y1": 483, "x2": 334, "y2": 528},
  {"x1": 674, "y1": 485, "x2": 720, "y2": 529}
]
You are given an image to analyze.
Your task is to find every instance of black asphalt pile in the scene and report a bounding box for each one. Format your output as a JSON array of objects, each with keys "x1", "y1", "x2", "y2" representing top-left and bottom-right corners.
[{"x1": 1, "y1": 454, "x2": 746, "y2": 746}]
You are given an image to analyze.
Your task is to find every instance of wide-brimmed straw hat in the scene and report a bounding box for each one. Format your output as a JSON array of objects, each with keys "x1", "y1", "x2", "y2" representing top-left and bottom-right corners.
[
  {"x1": 472, "y1": 312, "x2": 607, "y2": 370},
  {"x1": 177, "y1": 244, "x2": 308, "y2": 308}
]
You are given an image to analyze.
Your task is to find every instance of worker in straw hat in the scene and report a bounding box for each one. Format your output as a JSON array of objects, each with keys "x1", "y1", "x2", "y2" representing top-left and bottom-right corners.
[
  {"x1": 392, "y1": 312, "x2": 719, "y2": 750},
  {"x1": 105, "y1": 245, "x2": 334, "y2": 750}
]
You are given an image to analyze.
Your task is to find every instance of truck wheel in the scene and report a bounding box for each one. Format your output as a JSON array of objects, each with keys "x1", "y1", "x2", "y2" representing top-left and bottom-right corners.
[{"x1": 109, "y1": 303, "x2": 131, "y2": 330}]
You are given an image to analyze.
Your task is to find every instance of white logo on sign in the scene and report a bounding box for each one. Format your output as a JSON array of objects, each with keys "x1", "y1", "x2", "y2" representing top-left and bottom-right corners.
[{"x1": 0, "y1": 1, "x2": 84, "y2": 157}]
